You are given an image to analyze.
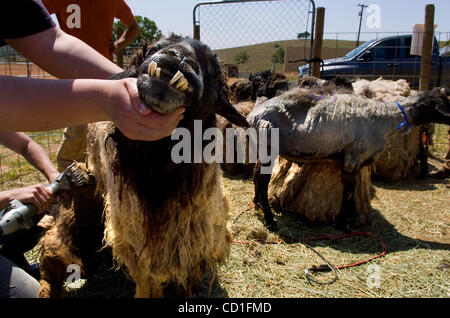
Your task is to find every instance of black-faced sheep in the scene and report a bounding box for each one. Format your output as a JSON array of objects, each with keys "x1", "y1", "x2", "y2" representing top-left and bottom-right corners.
[
  {"x1": 38, "y1": 35, "x2": 249, "y2": 298},
  {"x1": 228, "y1": 70, "x2": 291, "y2": 104},
  {"x1": 250, "y1": 86, "x2": 450, "y2": 230}
]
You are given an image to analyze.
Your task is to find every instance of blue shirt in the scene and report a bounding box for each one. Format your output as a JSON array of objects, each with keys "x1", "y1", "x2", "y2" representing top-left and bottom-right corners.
[{"x1": 0, "y1": 0, "x2": 55, "y2": 47}]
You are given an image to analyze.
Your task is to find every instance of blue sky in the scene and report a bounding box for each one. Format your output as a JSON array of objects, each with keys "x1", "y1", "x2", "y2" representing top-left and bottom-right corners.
[{"x1": 124, "y1": 0, "x2": 450, "y2": 42}]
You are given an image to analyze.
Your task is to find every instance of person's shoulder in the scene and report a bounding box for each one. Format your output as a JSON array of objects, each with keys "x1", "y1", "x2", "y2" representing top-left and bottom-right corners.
[{"x1": 115, "y1": 0, "x2": 133, "y2": 10}]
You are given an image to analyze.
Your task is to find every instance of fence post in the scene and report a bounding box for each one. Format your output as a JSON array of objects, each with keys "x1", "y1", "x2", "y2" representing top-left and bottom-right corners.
[
  {"x1": 194, "y1": 24, "x2": 200, "y2": 41},
  {"x1": 418, "y1": 4, "x2": 435, "y2": 177},
  {"x1": 419, "y1": 4, "x2": 435, "y2": 91},
  {"x1": 312, "y1": 7, "x2": 325, "y2": 78}
]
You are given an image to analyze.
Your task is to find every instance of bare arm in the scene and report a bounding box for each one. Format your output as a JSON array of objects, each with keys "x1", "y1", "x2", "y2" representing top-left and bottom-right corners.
[
  {"x1": 113, "y1": 19, "x2": 140, "y2": 54},
  {"x1": 6, "y1": 26, "x2": 122, "y2": 79},
  {"x1": 0, "y1": 76, "x2": 185, "y2": 141},
  {"x1": 0, "y1": 132, "x2": 60, "y2": 181}
]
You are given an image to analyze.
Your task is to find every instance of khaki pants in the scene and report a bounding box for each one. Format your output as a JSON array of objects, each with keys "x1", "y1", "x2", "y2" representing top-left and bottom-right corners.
[{"x1": 56, "y1": 124, "x2": 88, "y2": 171}]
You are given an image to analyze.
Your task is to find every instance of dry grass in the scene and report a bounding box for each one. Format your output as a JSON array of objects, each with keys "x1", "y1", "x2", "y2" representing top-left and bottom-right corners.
[
  {"x1": 215, "y1": 156, "x2": 449, "y2": 298},
  {"x1": 0, "y1": 130, "x2": 63, "y2": 191}
]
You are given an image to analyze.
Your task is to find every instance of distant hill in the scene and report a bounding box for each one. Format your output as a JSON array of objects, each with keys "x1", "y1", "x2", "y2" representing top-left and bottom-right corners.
[{"x1": 213, "y1": 38, "x2": 358, "y2": 74}]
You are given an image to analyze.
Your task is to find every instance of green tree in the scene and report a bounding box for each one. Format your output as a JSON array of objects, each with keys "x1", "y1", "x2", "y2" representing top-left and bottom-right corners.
[
  {"x1": 114, "y1": 15, "x2": 162, "y2": 47},
  {"x1": 297, "y1": 31, "x2": 311, "y2": 39},
  {"x1": 271, "y1": 47, "x2": 285, "y2": 64},
  {"x1": 234, "y1": 51, "x2": 249, "y2": 64}
]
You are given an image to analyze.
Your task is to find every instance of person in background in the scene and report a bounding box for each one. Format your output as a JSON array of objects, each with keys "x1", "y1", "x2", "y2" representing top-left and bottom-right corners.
[{"x1": 42, "y1": 0, "x2": 140, "y2": 170}]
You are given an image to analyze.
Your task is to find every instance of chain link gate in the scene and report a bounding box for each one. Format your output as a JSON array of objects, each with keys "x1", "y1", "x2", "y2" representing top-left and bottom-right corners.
[{"x1": 193, "y1": 0, "x2": 316, "y2": 76}]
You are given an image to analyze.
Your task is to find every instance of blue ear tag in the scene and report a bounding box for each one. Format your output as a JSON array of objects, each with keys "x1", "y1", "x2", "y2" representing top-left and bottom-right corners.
[{"x1": 396, "y1": 102, "x2": 410, "y2": 131}]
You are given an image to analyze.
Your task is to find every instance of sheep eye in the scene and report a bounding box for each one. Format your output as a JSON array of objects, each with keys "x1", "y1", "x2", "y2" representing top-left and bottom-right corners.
[
  {"x1": 166, "y1": 49, "x2": 179, "y2": 57},
  {"x1": 182, "y1": 57, "x2": 200, "y2": 72}
]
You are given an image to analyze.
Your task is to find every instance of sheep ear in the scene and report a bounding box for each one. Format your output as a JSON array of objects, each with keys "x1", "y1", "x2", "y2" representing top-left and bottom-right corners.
[
  {"x1": 109, "y1": 69, "x2": 138, "y2": 80},
  {"x1": 436, "y1": 103, "x2": 450, "y2": 117},
  {"x1": 217, "y1": 101, "x2": 250, "y2": 128}
]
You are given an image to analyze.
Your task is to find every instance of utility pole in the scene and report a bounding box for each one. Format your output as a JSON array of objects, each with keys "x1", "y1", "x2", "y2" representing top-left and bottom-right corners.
[{"x1": 356, "y1": 4, "x2": 368, "y2": 47}]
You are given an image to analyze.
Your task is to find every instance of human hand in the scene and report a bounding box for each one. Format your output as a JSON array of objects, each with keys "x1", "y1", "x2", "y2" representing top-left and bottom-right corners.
[
  {"x1": 47, "y1": 170, "x2": 61, "y2": 183},
  {"x1": 104, "y1": 78, "x2": 185, "y2": 141},
  {"x1": 6, "y1": 185, "x2": 53, "y2": 214},
  {"x1": 110, "y1": 39, "x2": 125, "y2": 54}
]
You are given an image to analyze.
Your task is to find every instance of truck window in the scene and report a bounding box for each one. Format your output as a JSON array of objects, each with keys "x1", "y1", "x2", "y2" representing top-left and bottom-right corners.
[
  {"x1": 372, "y1": 38, "x2": 399, "y2": 60},
  {"x1": 404, "y1": 37, "x2": 414, "y2": 58}
]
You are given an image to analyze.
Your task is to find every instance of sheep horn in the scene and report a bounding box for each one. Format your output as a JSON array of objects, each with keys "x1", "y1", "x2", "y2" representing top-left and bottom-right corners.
[{"x1": 216, "y1": 101, "x2": 250, "y2": 128}]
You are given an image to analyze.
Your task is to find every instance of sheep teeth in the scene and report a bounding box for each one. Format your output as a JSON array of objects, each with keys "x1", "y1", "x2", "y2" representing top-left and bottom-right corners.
[
  {"x1": 168, "y1": 71, "x2": 184, "y2": 86},
  {"x1": 148, "y1": 61, "x2": 157, "y2": 76},
  {"x1": 175, "y1": 77, "x2": 188, "y2": 89},
  {"x1": 178, "y1": 81, "x2": 189, "y2": 92}
]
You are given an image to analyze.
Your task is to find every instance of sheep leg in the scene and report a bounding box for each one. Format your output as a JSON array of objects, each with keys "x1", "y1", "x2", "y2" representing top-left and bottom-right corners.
[
  {"x1": 253, "y1": 159, "x2": 277, "y2": 231},
  {"x1": 38, "y1": 226, "x2": 84, "y2": 298},
  {"x1": 337, "y1": 171, "x2": 358, "y2": 232},
  {"x1": 39, "y1": 163, "x2": 103, "y2": 297}
]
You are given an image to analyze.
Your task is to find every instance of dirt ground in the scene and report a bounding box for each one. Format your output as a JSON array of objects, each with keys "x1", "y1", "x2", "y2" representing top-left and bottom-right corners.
[{"x1": 0, "y1": 62, "x2": 55, "y2": 78}]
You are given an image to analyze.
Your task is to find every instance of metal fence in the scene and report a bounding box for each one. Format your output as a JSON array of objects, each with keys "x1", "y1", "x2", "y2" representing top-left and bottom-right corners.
[
  {"x1": 0, "y1": 56, "x2": 63, "y2": 190},
  {"x1": 193, "y1": 0, "x2": 316, "y2": 76}
]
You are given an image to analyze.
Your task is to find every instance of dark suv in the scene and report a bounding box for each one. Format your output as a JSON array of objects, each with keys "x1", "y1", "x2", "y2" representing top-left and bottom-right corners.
[{"x1": 299, "y1": 34, "x2": 450, "y2": 88}]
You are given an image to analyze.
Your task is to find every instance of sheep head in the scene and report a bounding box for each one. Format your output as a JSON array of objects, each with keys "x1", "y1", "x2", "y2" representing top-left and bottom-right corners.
[
  {"x1": 437, "y1": 87, "x2": 450, "y2": 117},
  {"x1": 135, "y1": 35, "x2": 249, "y2": 128},
  {"x1": 412, "y1": 87, "x2": 450, "y2": 125}
]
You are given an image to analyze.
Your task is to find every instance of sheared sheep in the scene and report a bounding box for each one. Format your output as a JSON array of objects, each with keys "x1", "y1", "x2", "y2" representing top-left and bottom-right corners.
[
  {"x1": 266, "y1": 78, "x2": 422, "y2": 225},
  {"x1": 250, "y1": 86, "x2": 450, "y2": 230},
  {"x1": 38, "y1": 35, "x2": 249, "y2": 298}
]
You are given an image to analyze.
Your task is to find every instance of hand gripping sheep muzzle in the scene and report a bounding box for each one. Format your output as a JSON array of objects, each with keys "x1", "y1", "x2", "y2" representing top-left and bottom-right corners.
[{"x1": 135, "y1": 39, "x2": 249, "y2": 129}]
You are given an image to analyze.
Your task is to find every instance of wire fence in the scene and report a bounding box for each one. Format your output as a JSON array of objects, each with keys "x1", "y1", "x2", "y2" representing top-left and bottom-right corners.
[
  {"x1": 193, "y1": 0, "x2": 316, "y2": 76},
  {"x1": 0, "y1": 57, "x2": 63, "y2": 190}
]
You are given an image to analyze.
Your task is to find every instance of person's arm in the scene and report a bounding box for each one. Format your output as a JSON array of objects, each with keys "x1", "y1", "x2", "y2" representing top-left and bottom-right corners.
[
  {"x1": 6, "y1": 26, "x2": 122, "y2": 79},
  {"x1": 0, "y1": 185, "x2": 53, "y2": 213},
  {"x1": 0, "y1": 76, "x2": 185, "y2": 141},
  {"x1": 0, "y1": 132, "x2": 60, "y2": 181},
  {"x1": 113, "y1": 18, "x2": 140, "y2": 54}
]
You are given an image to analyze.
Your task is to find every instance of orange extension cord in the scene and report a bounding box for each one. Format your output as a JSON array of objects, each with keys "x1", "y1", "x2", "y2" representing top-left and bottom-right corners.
[{"x1": 232, "y1": 202, "x2": 388, "y2": 284}]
